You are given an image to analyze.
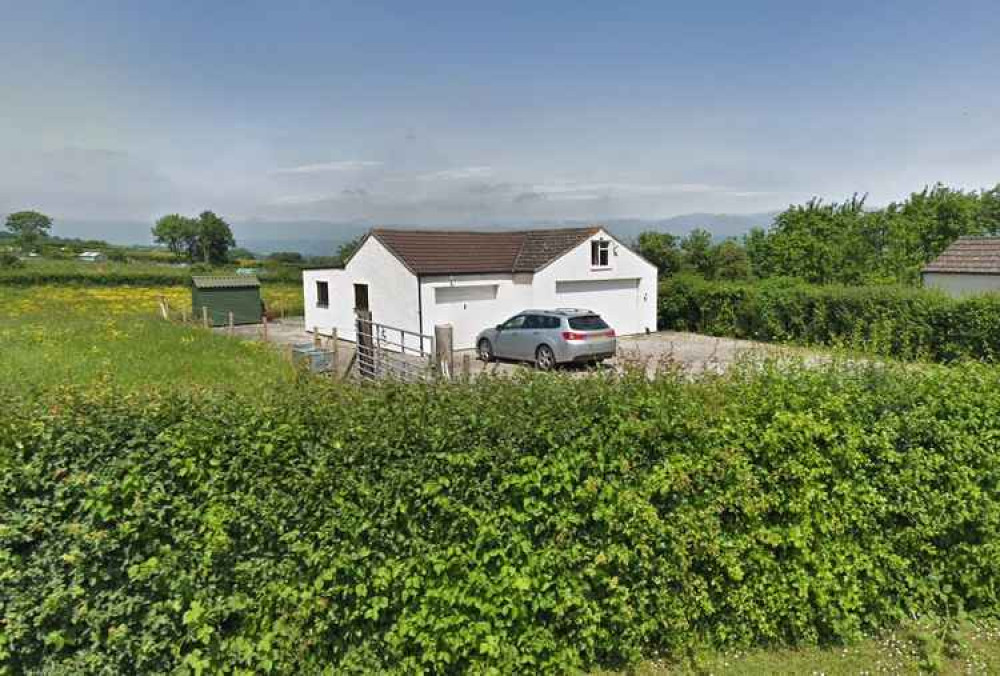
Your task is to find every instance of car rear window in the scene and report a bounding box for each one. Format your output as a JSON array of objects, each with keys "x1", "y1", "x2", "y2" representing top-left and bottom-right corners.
[{"x1": 568, "y1": 315, "x2": 609, "y2": 331}]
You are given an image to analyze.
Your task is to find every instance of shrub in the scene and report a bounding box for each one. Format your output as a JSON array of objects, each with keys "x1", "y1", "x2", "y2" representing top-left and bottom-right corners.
[
  {"x1": 0, "y1": 260, "x2": 302, "y2": 286},
  {"x1": 658, "y1": 275, "x2": 1000, "y2": 362},
  {"x1": 0, "y1": 252, "x2": 23, "y2": 269},
  {"x1": 3, "y1": 364, "x2": 1000, "y2": 672}
]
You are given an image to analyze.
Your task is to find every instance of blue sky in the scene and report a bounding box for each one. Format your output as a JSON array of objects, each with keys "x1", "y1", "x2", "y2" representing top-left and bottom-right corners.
[{"x1": 2, "y1": 1, "x2": 999, "y2": 229}]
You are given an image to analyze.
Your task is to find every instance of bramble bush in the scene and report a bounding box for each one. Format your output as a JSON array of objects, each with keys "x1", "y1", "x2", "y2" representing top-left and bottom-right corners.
[
  {"x1": 659, "y1": 274, "x2": 1000, "y2": 362},
  {"x1": 3, "y1": 364, "x2": 1000, "y2": 672}
]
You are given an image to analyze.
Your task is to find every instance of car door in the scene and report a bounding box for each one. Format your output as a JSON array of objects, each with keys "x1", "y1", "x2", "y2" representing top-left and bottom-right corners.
[
  {"x1": 521, "y1": 314, "x2": 546, "y2": 360},
  {"x1": 495, "y1": 314, "x2": 528, "y2": 360}
]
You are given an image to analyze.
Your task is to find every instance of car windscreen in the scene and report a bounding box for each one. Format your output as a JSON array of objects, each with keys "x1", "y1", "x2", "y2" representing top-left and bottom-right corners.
[{"x1": 568, "y1": 315, "x2": 609, "y2": 331}]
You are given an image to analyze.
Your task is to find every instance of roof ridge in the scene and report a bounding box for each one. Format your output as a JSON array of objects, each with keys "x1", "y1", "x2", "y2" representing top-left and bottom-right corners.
[{"x1": 371, "y1": 225, "x2": 600, "y2": 236}]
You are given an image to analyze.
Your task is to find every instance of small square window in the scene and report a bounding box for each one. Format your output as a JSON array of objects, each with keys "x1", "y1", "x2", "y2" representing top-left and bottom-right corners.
[
  {"x1": 591, "y1": 240, "x2": 610, "y2": 267},
  {"x1": 316, "y1": 281, "x2": 329, "y2": 307}
]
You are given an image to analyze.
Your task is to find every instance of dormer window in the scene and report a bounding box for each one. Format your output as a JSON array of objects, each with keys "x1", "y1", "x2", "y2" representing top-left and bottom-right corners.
[{"x1": 591, "y1": 239, "x2": 610, "y2": 267}]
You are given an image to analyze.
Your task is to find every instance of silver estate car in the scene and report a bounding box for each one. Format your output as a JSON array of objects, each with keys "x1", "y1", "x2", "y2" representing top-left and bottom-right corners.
[{"x1": 476, "y1": 309, "x2": 617, "y2": 370}]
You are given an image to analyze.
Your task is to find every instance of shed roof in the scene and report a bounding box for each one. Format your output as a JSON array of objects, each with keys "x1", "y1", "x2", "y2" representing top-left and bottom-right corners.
[
  {"x1": 922, "y1": 236, "x2": 1000, "y2": 275},
  {"x1": 370, "y1": 227, "x2": 601, "y2": 275},
  {"x1": 191, "y1": 275, "x2": 261, "y2": 289}
]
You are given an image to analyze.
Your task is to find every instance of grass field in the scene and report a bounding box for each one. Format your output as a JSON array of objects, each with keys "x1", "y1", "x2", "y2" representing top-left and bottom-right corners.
[
  {"x1": 0, "y1": 285, "x2": 301, "y2": 391},
  {"x1": 621, "y1": 619, "x2": 1000, "y2": 674}
]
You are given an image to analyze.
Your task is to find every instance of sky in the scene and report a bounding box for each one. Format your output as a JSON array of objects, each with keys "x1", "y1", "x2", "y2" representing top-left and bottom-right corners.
[{"x1": 2, "y1": 0, "x2": 999, "y2": 235}]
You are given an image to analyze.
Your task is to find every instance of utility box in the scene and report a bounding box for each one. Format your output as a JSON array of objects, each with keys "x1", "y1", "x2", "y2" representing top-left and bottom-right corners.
[
  {"x1": 191, "y1": 276, "x2": 263, "y2": 326},
  {"x1": 291, "y1": 343, "x2": 332, "y2": 372}
]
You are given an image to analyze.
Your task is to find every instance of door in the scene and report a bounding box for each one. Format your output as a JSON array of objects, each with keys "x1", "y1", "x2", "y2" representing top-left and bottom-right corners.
[
  {"x1": 554, "y1": 278, "x2": 640, "y2": 335},
  {"x1": 354, "y1": 283, "x2": 369, "y2": 312},
  {"x1": 495, "y1": 314, "x2": 528, "y2": 359}
]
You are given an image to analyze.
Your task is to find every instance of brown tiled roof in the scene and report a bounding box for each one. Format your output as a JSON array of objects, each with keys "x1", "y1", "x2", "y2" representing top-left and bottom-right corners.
[
  {"x1": 370, "y1": 227, "x2": 600, "y2": 275},
  {"x1": 923, "y1": 236, "x2": 1000, "y2": 274}
]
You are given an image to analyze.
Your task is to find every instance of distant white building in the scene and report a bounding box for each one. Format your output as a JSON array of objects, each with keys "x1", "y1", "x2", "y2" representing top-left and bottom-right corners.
[
  {"x1": 922, "y1": 236, "x2": 1000, "y2": 296},
  {"x1": 303, "y1": 226, "x2": 658, "y2": 350},
  {"x1": 78, "y1": 251, "x2": 107, "y2": 263}
]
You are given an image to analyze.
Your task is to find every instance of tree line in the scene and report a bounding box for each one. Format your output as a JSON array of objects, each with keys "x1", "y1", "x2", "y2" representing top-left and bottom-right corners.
[{"x1": 636, "y1": 183, "x2": 1000, "y2": 286}]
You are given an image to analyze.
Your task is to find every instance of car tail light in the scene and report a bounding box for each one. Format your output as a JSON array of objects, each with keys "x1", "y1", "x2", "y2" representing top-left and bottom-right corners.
[
  {"x1": 562, "y1": 331, "x2": 587, "y2": 341},
  {"x1": 606, "y1": 329, "x2": 616, "y2": 337}
]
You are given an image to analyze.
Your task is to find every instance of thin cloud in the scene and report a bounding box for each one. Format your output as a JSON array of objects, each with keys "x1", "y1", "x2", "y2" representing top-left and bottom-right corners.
[
  {"x1": 420, "y1": 166, "x2": 494, "y2": 180},
  {"x1": 271, "y1": 160, "x2": 382, "y2": 175},
  {"x1": 531, "y1": 182, "x2": 721, "y2": 197}
]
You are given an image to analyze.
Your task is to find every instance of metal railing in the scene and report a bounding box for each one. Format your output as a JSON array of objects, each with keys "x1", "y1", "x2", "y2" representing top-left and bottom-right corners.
[{"x1": 355, "y1": 312, "x2": 435, "y2": 383}]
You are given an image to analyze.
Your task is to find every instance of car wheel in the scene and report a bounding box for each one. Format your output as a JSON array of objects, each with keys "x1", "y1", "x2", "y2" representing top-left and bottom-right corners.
[
  {"x1": 478, "y1": 338, "x2": 494, "y2": 362},
  {"x1": 535, "y1": 344, "x2": 555, "y2": 371}
]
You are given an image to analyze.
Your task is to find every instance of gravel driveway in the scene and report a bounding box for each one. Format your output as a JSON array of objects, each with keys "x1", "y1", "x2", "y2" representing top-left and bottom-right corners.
[{"x1": 221, "y1": 319, "x2": 810, "y2": 377}]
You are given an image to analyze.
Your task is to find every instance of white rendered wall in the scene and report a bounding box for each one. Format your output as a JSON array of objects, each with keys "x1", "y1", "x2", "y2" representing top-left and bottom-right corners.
[
  {"x1": 923, "y1": 272, "x2": 1000, "y2": 297},
  {"x1": 420, "y1": 273, "x2": 534, "y2": 349},
  {"x1": 302, "y1": 237, "x2": 418, "y2": 343},
  {"x1": 534, "y1": 230, "x2": 658, "y2": 336}
]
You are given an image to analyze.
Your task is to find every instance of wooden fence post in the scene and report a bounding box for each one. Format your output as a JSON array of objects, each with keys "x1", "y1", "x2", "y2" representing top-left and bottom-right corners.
[
  {"x1": 228, "y1": 311, "x2": 234, "y2": 335},
  {"x1": 202, "y1": 306, "x2": 209, "y2": 328},
  {"x1": 330, "y1": 328, "x2": 339, "y2": 376},
  {"x1": 262, "y1": 314, "x2": 269, "y2": 342},
  {"x1": 461, "y1": 353, "x2": 471, "y2": 381},
  {"x1": 356, "y1": 310, "x2": 375, "y2": 379},
  {"x1": 313, "y1": 326, "x2": 322, "y2": 349},
  {"x1": 157, "y1": 296, "x2": 170, "y2": 321},
  {"x1": 434, "y1": 324, "x2": 454, "y2": 380}
]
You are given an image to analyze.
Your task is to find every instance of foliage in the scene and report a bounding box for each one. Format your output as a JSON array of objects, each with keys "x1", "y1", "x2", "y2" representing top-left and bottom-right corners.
[
  {"x1": 268, "y1": 251, "x2": 305, "y2": 264},
  {"x1": 152, "y1": 212, "x2": 236, "y2": 264},
  {"x1": 658, "y1": 274, "x2": 1000, "y2": 362},
  {"x1": 334, "y1": 235, "x2": 364, "y2": 266},
  {"x1": 746, "y1": 185, "x2": 1000, "y2": 285},
  {"x1": 152, "y1": 214, "x2": 200, "y2": 259},
  {"x1": 0, "y1": 259, "x2": 301, "y2": 286},
  {"x1": 636, "y1": 232, "x2": 684, "y2": 276},
  {"x1": 4, "y1": 210, "x2": 52, "y2": 250},
  {"x1": 196, "y1": 211, "x2": 236, "y2": 265},
  {"x1": 3, "y1": 362, "x2": 1000, "y2": 672},
  {"x1": 635, "y1": 230, "x2": 751, "y2": 281},
  {"x1": 0, "y1": 252, "x2": 23, "y2": 269}
]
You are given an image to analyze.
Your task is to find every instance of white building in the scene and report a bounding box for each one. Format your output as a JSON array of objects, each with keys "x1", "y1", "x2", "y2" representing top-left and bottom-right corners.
[
  {"x1": 922, "y1": 236, "x2": 1000, "y2": 296},
  {"x1": 77, "y1": 251, "x2": 107, "y2": 263},
  {"x1": 303, "y1": 227, "x2": 658, "y2": 350}
]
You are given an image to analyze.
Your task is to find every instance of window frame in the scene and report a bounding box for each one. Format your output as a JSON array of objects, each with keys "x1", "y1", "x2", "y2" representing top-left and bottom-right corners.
[
  {"x1": 316, "y1": 280, "x2": 330, "y2": 308},
  {"x1": 501, "y1": 314, "x2": 528, "y2": 330},
  {"x1": 591, "y1": 239, "x2": 610, "y2": 268}
]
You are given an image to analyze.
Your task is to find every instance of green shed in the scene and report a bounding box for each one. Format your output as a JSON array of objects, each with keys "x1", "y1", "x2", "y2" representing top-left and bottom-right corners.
[{"x1": 191, "y1": 276, "x2": 263, "y2": 326}]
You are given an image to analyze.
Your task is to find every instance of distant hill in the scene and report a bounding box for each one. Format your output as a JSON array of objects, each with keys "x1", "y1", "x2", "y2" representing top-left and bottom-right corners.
[{"x1": 49, "y1": 213, "x2": 777, "y2": 256}]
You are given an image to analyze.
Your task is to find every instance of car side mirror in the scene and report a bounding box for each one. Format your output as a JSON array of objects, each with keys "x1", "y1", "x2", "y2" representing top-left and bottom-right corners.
[{"x1": 496, "y1": 324, "x2": 504, "y2": 331}]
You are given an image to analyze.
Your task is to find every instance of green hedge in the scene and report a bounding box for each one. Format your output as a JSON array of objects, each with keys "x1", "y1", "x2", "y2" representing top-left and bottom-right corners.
[
  {"x1": 0, "y1": 261, "x2": 301, "y2": 286},
  {"x1": 3, "y1": 366, "x2": 1000, "y2": 672},
  {"x1": 659, "y1": 275, "x2": 1000, "y2": 361}
]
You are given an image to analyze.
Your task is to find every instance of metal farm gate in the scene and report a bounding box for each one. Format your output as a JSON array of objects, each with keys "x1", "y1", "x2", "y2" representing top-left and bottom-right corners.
[{"x1": 352, "y1": 310, "x2": 437, "y2": 383}]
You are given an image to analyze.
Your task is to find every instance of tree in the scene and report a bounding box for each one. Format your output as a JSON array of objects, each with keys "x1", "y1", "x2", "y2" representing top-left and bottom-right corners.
[
  {"x1": 195, "y1": 211, "x2": 235, "y2": 265},
  {"x1": 635, "y1": 231, "x2": 684, "y2": 276},
  {"x1": 152, "y1": 211, "x2": 235, "y2": 264},
  {"x1": 712, "y1": 239, "x2": 751, "y2": 280},
  {"x1": 229, "y1": 247, "x2": 258, "y2": 261},
  {"x1": 268, "y1": 251, "x2": 305, "y2": 264},
  {"x1": 152, "y1": 214, "x2": 199, "y2": 259},
  {"x1": 334, "y1": 236, "x2": 364, "y2": 266},
  {"x1": 681, "y1": 229, "x2": 716, "y2": 277},
  {"x1": 5, "y1": 210, "x2": 52, "y2": 250}
]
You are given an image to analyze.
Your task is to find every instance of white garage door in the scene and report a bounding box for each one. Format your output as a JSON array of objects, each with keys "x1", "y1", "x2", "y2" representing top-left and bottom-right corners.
[{"x1": 555, "y1": 278, "x2": 640, "y2": 335}]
